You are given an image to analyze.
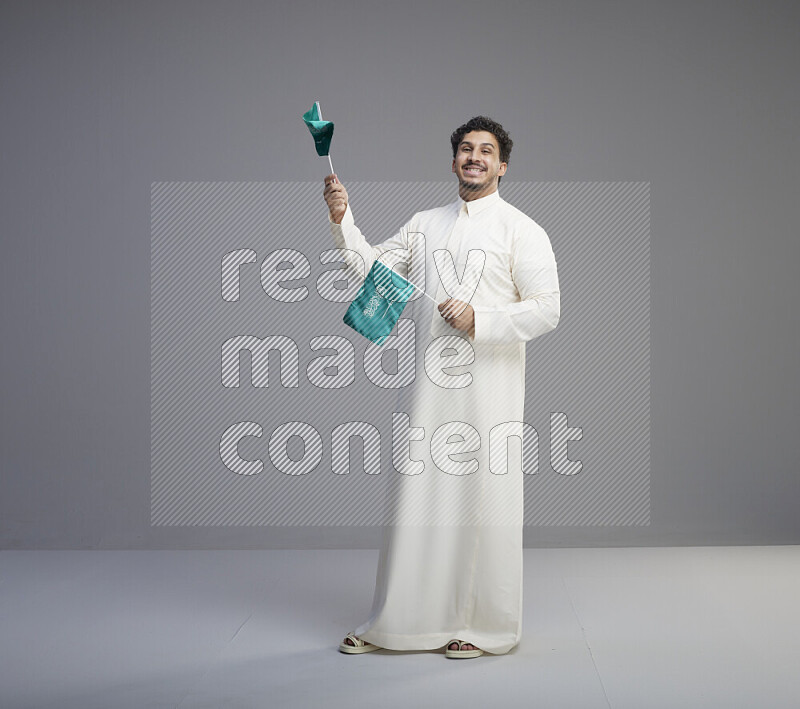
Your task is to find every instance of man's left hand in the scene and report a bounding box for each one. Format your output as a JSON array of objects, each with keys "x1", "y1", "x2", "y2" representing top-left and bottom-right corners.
[{"x1": 438, "y1": 297, "x2": 475, "y2": 339}]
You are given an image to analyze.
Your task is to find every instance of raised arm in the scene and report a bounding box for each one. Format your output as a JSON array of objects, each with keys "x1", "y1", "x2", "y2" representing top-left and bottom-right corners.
[{"x1": 323, "y1": 174, "x2": 414, "y2": 282}]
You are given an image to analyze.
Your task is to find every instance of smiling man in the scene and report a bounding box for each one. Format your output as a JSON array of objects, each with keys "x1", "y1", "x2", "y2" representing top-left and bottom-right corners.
[
  {"x1": 324, "y1": 116, "x2": 561, "y2": 659},
  {"x1": 452, "y1": 125, "x2": 508, "y2": 195}
]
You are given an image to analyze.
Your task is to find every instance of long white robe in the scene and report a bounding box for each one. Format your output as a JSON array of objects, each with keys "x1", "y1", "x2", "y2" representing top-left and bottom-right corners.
[{"x1": 329, "y1": 188, "x2": 560, "y2": 654}]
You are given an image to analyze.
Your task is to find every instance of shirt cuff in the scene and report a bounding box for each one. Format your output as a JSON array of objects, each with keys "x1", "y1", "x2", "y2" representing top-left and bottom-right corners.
[
  {"x1": 328, "y1": 203, "x2": 354, "y2": 229},
  {"x1": 470, "y1": 305, "x2": 493, "y2": 344}
]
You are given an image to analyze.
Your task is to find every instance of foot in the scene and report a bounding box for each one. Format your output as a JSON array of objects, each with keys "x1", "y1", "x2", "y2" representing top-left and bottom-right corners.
[
  {"x1": 444, "y1": 638, "x2": 484, "y2": 658},
  {"x1": 339, "y1": 632, "x2": 380, "y2": 653}
]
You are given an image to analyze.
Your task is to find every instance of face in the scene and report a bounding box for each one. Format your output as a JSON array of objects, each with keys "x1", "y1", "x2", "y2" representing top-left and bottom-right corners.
[{"x1": 451, "y1": 130, "x2": 507, "y2": 195}]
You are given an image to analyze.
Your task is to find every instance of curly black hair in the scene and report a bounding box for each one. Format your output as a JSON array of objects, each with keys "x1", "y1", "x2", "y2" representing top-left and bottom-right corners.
[{"x1": 450, "y1": 116, "x2": 513, "y2": 184}]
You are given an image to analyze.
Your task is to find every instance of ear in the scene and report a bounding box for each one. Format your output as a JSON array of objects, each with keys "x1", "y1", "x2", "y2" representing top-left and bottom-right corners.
[
  {"x1": 498, "y1": 162, "x2": 507, "y2": 176},
  {"x1": 451, "y1": 159, "x2": 456, "y2": 173}
]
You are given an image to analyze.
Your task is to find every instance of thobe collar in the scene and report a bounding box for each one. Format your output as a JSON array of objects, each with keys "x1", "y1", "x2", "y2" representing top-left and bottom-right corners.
[{"x1": 457, "y1": 188, "x2": 501, "y2": 217}]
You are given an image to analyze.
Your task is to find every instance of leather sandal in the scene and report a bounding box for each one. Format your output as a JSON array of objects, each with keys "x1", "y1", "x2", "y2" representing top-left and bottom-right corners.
[
  {"x1": 445, "y1": 639, "x2": 484, "y2": 659},
  {"x1": 339, "y1": 632, "x2": 380, "y2": 654}
]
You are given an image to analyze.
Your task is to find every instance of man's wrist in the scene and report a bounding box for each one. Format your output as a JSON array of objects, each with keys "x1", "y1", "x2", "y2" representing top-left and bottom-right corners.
[{"x1": 328, "y1": 203, "x2": 352, "y2": 227}]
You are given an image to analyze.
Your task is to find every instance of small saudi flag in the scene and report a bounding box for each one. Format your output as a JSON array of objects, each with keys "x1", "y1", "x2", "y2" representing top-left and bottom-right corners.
[
  {"x1": 343, "y1": 260, "x2": 417, "y2": 346},
  {"x1": 302, "y1": 101, "x2": 335, "y2": 173}
]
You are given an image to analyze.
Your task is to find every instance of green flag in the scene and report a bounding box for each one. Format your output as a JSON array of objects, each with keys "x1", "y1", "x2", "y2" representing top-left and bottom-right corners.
[
  {"x1": 302, "y1": 101, "x2": 334, "y2": 157},
  {"x1": 343, "y1": 260, "x2": 417, "y2": 346}
]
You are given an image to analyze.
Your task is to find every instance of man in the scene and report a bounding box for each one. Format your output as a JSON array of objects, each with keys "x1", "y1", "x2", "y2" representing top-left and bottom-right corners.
[{"x1": 324, "y1": 116, "x2": 560, "y2": 658}]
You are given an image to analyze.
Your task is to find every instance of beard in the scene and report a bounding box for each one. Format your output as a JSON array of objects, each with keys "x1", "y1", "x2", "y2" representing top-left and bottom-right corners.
[{"x1": 458, "y1": 170, "x2": 496, "y2": 192}]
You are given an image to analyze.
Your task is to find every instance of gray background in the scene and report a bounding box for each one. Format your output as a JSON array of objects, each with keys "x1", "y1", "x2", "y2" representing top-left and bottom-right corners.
[{"x1": 1, "y1": 0, "x2": 797, "y2": 549}]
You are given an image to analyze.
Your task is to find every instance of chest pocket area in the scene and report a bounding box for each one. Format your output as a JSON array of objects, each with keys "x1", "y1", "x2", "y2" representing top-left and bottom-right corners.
[
  {"x1": 450, "y1": 249, "x2": 487, "y2": 302},
  {"x1": 462, "y1": 247, "x2": 512, "y2": 296}
]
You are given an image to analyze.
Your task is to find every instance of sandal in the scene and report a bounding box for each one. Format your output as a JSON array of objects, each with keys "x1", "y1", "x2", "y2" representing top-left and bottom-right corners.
[
  {"x1": 445, "y1": 639, "x2": 484, "y2": 659},
  {"x1": 339, "y1": 632, "x2": 380, "y2": 654}
]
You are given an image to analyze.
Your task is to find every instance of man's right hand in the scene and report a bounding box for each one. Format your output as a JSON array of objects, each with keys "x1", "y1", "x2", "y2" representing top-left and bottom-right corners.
[{"x1": 323, "y1": 174, "x2": 348, "y2": 224}]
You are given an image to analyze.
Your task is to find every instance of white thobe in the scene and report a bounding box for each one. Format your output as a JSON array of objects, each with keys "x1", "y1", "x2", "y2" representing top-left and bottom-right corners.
[{"x1": 329, "y1": 188, "x2": 560, "y2": 654}]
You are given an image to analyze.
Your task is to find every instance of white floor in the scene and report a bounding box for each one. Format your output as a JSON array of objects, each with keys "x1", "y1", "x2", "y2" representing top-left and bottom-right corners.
[{"x1": 1, "y1": 546, "x2": 799, "y2": 708}]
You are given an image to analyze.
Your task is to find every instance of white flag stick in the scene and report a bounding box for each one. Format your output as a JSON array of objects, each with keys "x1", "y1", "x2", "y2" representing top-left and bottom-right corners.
[
  {"x1": 403, "y1": 274, "x2": 440, "y2": 305},
  {"x1": 374, "y1": 256, "x2": 442, "y2": 306},
  {"x1": 402, "y1": 271, "x2": 468, "y2": 318},
  {"x1": 315, "y1": 101, "x2": 336, "y2": 177}
]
